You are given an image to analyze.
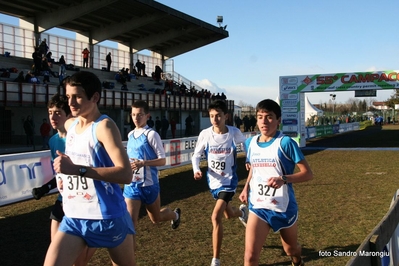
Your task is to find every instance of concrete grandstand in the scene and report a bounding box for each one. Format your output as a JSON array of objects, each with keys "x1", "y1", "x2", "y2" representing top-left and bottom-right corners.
[{"x1": 0, "y1": 1, "x2": 234, "y2": 149}]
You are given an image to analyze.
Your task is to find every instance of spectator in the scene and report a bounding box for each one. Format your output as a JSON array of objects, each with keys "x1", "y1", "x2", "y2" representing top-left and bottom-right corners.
[
  {"x1": 185, "y1": 115, "x2": 193, "y2": 136},
  {"x1": 23, "y1": 115, "x2": 35, "y2": 149},
  {"x1": 42, "y1": 57, "x2": 57, "y2": 78},
  {"x1": 135, "y1": 60, "x2": 142, "y2": 76},
  {"x1": 32, "y1": 48, "x2": 42, "y2": 75},
  {"x1": 115, "y1": 71, "x2": 127, "y2": 90},
  {"x1": 154, "y1": 65, "x2": 163, "y2": 84},
  {"x1": 25, "y1": 71, "x2": 32, "y2": 83},
  {"x1": 58, "y1": 56, "x2": 67, "y2": 85},
  {"x1": 13, "y1": 71, "x2": 25, "y2": 83},
  {"x1": 147, "y1": 116, "x2": 154, "y2": 128},
  {"x1": 38, "y1": 38, "x2": 49, "y2": 57},
  {"x1": 161, "y1": 116, "x2": 169, "y2": 139},
  {"x1": 28, "y1": 72, "x2": 40, "y2": 84},
  {"x1": 170, "y1": 117, "x2": 177, "y2": 138},
  {"x1": 106, "y1": 52, "x2": 112, "y2": 72},
  {"x1": 155, "y1": 116, "x2": 161, "y2": 134},
  {"x1": 142, "y1": 61, "x2": 146, "y2": 76},
  {"x1": 59, "y1": 55, "x2": 66, "y2": 66},
  {"x1": 82, "y1": 48, "x2": 90, "y2": 68},
  {"x1": 243, "y1": 115, "x2": 250, "y2": 132},
  {"x1": 234, "y1": 115, "x2": 242, "y2": 130},
  {"x1": 249, "y1": 115, "x2": 256, "y2": 131},
  {"x1": 40, "y1": 118, "x2": 51, "y2": 149},
  {"x1": 46, "y1": 52, "x2": 55, "y2": 66}
]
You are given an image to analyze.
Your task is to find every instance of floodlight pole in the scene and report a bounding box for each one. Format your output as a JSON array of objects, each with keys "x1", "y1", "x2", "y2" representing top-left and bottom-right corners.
[{"x1": 330, "y1": 94, "x2": 336, "y2": 114}]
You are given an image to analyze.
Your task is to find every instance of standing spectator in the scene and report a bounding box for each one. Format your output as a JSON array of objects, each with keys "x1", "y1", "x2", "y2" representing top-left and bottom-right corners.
[
  {"x1": 185, "y1": 115, "x2": 193, "y2": 136},
  {"x1": 39, "y1": 38, "x2": 49, "y2": 57},
  {"x1": 135, "y1": 60, "x2": 142, "y2": 76},
  {"x1": 45, "y1": 71, "x2": 136, "y2": 266},
  {"x1": 155, "y1": 116, "x2": 162, "y2": 134},
  {"x1": 191, "y1": 100, "x2": 247, "y2": 266},
  {"x1": 249, "y1": 115, "x2": 256, "y2": 131},
  {"x1": 147, "y1": 116, "x2": 154, "y2": 128},
  {"x1": 32, "y1": 48, "x2": 42, "y2": 75},
  {"x1": 23, "y1": 115, "x2": 35, "y2": 149},
  {"x1": 239, "y1": 99, "x2": 313, "y2": 266},
  {"x1": 154, "y1": 65, "x2": 163, "y2": 84},
  {"x1": 40, "y1": 118, "x2": 51, "y2": 149},
  {"x1": 142, "y1": 61, "x2": 146, "y2": 76},
  {"x1": 59, "y1": 55, "x2": 66, "y2": 66},
  {"x1": 106, "y1": 52, "x2": 112, "y2": 72},
  {"x1": 234, "y1": 115, "x2": 242, "y2": 130},
  {"x1": 82, "y1": 48, "x2": 90, "y2": 68},
  {"x1": 58, "y1": 57, "x2": 67, "y2": 85},
  {"x1": 170, "y1": 117, "x2": 177, "y2": 138},
  {"x1": 123, "y1": 100, "x2": 181, "y2": 255},
  {"x1": 161, "y1": 116, "x2": 169, "y2": 139},
  {"x1": 243, "y1": 115, "x2": 250, "y2": 132}
]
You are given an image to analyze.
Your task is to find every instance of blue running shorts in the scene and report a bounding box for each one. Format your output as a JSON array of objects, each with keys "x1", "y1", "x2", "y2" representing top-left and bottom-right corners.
[
  {"x1": 123, "y1": 183, "x2": 159, "y2": 205},
  {"x1": 59, "y1": 211, "x2": 135, "y2": 248},
  {"x1": 249, "y1": 202, "x2": 298, "y2": 232},
  {"x1": 210, "y1": 186, "x2": 235, "y2": 201}
]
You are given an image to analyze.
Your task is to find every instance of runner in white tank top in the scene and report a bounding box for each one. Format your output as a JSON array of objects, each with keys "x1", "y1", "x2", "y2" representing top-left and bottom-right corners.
[
  {"x1": 44, "y1": 71, "x2": 136, "y2": 266},
  {"x1": 192, "y1": 100, "x2": 247, "y2": 266},
  {"x1": 239, "y1": 99, "x2": 313, "y2": 266}
]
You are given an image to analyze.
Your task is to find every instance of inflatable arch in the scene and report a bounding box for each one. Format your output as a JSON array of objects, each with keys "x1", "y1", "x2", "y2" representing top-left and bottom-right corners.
[{"x1": 279, "y1": 70, "x2": 399, "y2": 147}]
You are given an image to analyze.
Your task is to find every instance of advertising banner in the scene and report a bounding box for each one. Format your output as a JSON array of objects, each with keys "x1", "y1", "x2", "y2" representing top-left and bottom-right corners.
[
  {"x1": 0, "y1": 133, "x2": 255, "y2": 206},
  {"x1": 280, "y1": 70, "x2": 399, "y2": 147}
]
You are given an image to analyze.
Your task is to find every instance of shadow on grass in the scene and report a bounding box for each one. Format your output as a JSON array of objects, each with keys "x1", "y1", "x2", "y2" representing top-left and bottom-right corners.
[{"x1": 0, "y1": 205, "x2": 52, "y2": 266}]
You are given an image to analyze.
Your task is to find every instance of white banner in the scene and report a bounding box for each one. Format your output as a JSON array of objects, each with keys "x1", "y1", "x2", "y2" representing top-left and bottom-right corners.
[
  {"x1": 0, "y1": 151, "x2": 53, "y2": 206},
  {"x1": 0, "y1": 133, "x2": 255, "y2": 206}
]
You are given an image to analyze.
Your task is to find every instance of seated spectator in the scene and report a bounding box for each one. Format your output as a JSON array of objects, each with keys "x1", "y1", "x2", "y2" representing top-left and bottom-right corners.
[
  {"x1": 27, "y1": 72, "x2": 40, "y2": 84},
  {"x1": 13, "y1": 71, "x2": 25, "y2": 83},
  {"x1": 43, "y1": 71, "x2": 50, "y2": 84},
  {"x1": 25, "y1": 72, "x2": 32, "y2": 82},
  {"x1": 115, "y1": 71, "x2": 127, "y2": 90},
  {"x1": 46, "y1": 52, "x2": 55, "y2": 65},
  {"x1": 41, "y1": 57, "x2": 57, "y2": 77}
]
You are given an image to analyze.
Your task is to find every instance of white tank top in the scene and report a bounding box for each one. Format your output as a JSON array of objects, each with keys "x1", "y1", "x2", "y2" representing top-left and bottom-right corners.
[
  {"x1": 57, "y1": 115, "x2": 127, "y2": 219},
  {"x1": 248, "y1": 134, "x2": 289, "y2": 212}
]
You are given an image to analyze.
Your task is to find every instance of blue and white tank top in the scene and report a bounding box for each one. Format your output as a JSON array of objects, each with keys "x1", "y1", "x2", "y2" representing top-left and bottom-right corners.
[
  {"x1": 246, "y1": 131, "x2": 303, "y2": 212},
  {"x1": 198, "y1": 125, "x2": 246, "y2": 190},
  {"x1": 58, "y1": 115, "x2": 127, "y2": 219},
  {"x1": 126, "y1": 126, "x2": 165, "y2": 187}
]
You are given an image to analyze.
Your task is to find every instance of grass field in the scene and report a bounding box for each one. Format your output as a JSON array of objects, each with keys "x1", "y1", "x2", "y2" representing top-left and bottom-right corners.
[{"x1": 1, "y1": 124, "x2": 398, "y2": 266}]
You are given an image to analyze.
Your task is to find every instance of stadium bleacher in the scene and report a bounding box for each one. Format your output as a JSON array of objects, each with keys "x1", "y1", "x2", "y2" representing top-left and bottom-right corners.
[{"x1": 0, "y1": 55, "x2": 165, "y2": 93}]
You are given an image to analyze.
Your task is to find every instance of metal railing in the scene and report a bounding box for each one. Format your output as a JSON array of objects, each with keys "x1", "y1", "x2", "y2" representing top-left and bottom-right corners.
[{"x1": 0, "y1": 80, "x2": 234, "y2": 112}]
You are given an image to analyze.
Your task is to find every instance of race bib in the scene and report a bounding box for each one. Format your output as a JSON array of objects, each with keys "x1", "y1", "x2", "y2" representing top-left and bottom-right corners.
[
  {"x1": 132, "y1": 167, "x2": 144, "y2": 183},
  {"x1": 57, "y1": 173, "x2": 97, "y2": 203},
  {"x1": 209, "y1": 158, "x2": 226, "y2": 175},
  {"x1": 250, "y1": 176, "x2": 289, "y2": 212}
]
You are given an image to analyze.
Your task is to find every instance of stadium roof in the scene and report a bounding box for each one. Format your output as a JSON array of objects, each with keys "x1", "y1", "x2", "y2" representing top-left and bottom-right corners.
[{"x1": 0, "y1": 0, "x2": 228, "y2": 58}]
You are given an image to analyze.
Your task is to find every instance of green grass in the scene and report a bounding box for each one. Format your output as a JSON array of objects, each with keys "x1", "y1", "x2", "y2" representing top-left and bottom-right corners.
[{"x1": 0, "y1": 124, "x2": 398, "y2": 266}]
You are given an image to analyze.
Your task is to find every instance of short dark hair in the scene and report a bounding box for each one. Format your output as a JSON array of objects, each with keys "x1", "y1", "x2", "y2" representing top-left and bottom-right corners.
[
  {"x1": 63, "y1": 71, "x2": 102, "y2": 102},
  {"x1": 132, "y1": 100, "x2": 149, "y2": 114},
  {"x1": 47, "y1": 93, "x2": 71, "y2": 116},
  {"x1": 256, "y1": 99, "x2": 281, "y2": 119},
  {"x1": 208, "y1": 100, "x2": 228, "y2": 114}
]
